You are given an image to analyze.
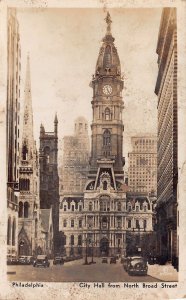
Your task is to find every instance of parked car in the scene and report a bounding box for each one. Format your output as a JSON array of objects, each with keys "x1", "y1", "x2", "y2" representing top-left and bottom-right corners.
[
  {"x1": 18, "y1": 256, "x2": 29, "y2": 265},
  {"x1": 102, "y1": 257, "x2": 108, "y2": 263},
  {"x1": 7, "y1": 255, "x2": 19, "y2": 265},
  {"x1": 110, "y1": 257, "x2": 117, "y2": 264},
  {"x1": 53, "y1": 256, "x2": 64, "y2": 265},
  {"x1": 123, "y1": 257, "x2": 131, "y2": 271},
  {"x1": 33, "y1": 255, "x2": 50, "y2": 268},
  {"x1": 127, "y1": 256, "x2": 148, "y2": 276}
]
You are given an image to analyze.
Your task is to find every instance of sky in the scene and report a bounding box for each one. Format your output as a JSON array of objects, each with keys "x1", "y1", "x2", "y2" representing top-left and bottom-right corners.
[{"x1": 17, "y1": 8, "x2": 161, "y2": 167}]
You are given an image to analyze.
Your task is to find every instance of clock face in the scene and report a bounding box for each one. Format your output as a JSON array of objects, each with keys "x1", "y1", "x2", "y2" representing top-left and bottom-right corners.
[{"x1": 103, "y1": 85, "x2": 112, "y2": 95}]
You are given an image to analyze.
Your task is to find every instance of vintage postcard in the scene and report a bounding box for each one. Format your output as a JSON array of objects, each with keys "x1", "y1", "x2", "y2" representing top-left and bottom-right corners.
[{"x1": 0, "y1": 0, "x2": 186, "y2": 299}]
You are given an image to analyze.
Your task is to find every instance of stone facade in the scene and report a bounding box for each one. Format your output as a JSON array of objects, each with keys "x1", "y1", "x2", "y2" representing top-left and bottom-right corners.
[
  {"x1": 39, "y1": 115, "x2": 59, "y2": 252},
  {"x1": 7, "y1": 9, "x2": 21, "y2": 257},
  {"x1": 60, "y1": 13, "x2": 155, "y2": 258},
  {"x1": 60, "y1": 13, "x2": 143, "y2": 257},
  {"x1": 18, "y1": 56, "x2": 40, "y2": 256},
  {"x1": 128, "y1": 136, "x2": 157, "y2": 194},
  {"x1": 155, "y1": 8, "x2": 178, "y2": 266}
]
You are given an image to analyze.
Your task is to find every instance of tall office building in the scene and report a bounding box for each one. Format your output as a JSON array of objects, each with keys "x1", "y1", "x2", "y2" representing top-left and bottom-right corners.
[
  {"x1": 155, "y1": 8, "x2": 178, "y2": 267},
  {"x1": 128, "y1": 136, "x2": 157, "y2": 194},
  {"x1": 7, "y1": 9, "x2": 21, "y2": 257}
]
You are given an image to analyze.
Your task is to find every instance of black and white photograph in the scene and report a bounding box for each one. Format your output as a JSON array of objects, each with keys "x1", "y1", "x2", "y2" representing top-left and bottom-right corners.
[{"x1": 1, "y1": 0, "x2": 186, "y2": 299}]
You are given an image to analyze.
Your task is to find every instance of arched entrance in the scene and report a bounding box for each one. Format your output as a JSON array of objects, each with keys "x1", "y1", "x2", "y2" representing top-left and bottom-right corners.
[
  {"x1": 18, "y1": 239, "x2": 30, "y2": 256},
  {"x1": 100, "y1": 237, "x2": 109, "y2": 256}
]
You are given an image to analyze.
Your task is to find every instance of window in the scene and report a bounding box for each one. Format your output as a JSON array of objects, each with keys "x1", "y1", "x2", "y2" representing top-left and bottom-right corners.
[
  {"x1": 89, "y1": 202, "x2": 93, "y2": 211},
  {"x1": 63, "y1": 219, "x2": 67, "y2": 227},
  {"x1": 103, "y1": 181, "x2": 107, "y2": 190},
  {"x1": 64, "y1": 205, "x2": 67, "y2": 211},
  {"x1": 79, "y1": 205, "x2": 82, "y2": 212},
  {"x1": 144, "y1": 220, "x2": 147, "y2": 229},
  {"x1": 71, "y1": 220, "x2": 74, "y2": 228},
  {"x1": 22, "y1": 144, "x2": 28, "y2": 160},
  {"x1": 71, "y1": 235, "x2": 74, "y2": 246},
  {"x1": 118, "y1": 202, "x2": 121, "y2": 211},
  {"x1": 24, "y1": 202, "x2": 29, "y2": 218},
  {"x1": 18, "y1": 202, "x2": 23, "y2": 218},
  {"x1": 128, "y1": 219, "x2": 131, "y2": 228},
  {"x1": 72, "y1": 205, "x2": 74, "y2": 212},
  {"x1": 78, "y1": 235, "x2": 82, "y2": 246},
  {"x1": 103, "y1": 45, "x2": 112, "y2": 67},
  {"x1": 103, "y1": 129, "x2": 111, "y2": 146},
  {"x1": 136, "y1": 219, "x2": 140, "y2": 229},
  {"x1": 7, "y1": 217, "x2": 11, "y2": 245},
  {"x1": 79, "y1": 220, "x2": 82, "y2": 228},
  {"x1": 105, "y1": 107, "x2": 111, "y2": 121},
  {"x1": 12, "y1": 218, "x2": 16, "y2": 246},
  {"x1": 136, "y1": 206, "x2": 139, "y2": 212}
]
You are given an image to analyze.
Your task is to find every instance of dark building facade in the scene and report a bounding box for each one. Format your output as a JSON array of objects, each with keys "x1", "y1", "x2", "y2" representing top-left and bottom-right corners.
[
  {"x1": 6, "y1": 9, "x2": 21, "y2": 257},
  {"x1": 39, "y1": 115, "x2": 59, "y2": 252},
  {"x1": 155, "y1": 8, "x2": 178, "y2": 267}
]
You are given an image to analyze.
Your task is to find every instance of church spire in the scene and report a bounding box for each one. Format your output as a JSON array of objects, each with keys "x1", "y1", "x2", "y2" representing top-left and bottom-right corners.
[{"x1": 21, "y1": 54, "x2": 35, "y2": 160}]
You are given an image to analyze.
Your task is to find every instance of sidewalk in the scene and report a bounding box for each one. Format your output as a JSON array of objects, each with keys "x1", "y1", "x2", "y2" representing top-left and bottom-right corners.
[{"x1": 147, "y1": 263, "x2": 178, "y2": 281}]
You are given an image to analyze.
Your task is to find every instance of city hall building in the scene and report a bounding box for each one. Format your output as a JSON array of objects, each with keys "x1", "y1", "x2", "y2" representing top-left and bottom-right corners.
[{"x1": 59, "y1": 13, "x2": 154, "y2": 257}]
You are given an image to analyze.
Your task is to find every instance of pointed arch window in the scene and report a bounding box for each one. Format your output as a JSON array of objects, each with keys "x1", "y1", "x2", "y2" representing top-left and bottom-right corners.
[
  {"x1": 22, "y1": 144, "x2": 28, "y2": 160},
  {"x1": 105, "y1": 107, "x2": 111, "y2": 121},
  {"x1": 12, "y1": 218, "x2": 16, "y2": 246},
  {"x1": 18, "y1": 202, "x2": 23, "y2": 218},
  {"x1": 24, "y1": 202, "x2": 29, "y2": 218},
  {"x1": 103, "y1": 129, "x2": 111, "y2": 146},
  {"x1": 7, "y1": 217, "x2": 11, "y2": 245},
  {"x1": 103, "y1": 45, "x2": 112, "y2": 68}
]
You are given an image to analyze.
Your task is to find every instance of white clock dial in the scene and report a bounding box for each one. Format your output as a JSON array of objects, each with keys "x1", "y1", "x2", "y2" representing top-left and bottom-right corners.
[{"x1": 103, "y1": 85, "x2": 112, "y2": 95}]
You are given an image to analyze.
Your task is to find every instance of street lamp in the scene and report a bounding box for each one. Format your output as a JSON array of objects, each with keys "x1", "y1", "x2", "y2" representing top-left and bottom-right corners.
[
  {"x1": 90, "y1": 239, "x2": 97, "y2": 264},
  {"x1": 82, "y1": 236, "x2": 89, "y2": 265}
]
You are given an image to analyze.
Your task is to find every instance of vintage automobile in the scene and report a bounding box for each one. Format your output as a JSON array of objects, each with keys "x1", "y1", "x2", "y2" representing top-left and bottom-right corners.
[
  {"x1": 33, "y1": 255, "x2": 50, "y2": 268},
  {"x1": 123, "y1": 257, "x2": 131, "y2": 271},
  {"x1": 53, "y1": 256, "x2": 64, "y2": 265},
  {"x1": 110, "y1": 257, "x2": 117, "y2": 264},
  {"x1": 18, "y1": 256, "x2": 29, "y2": 265},
  {"x1": 102, "y1": 257, "x2": 108, "y2": 263},
  {"x1": 7, "y1": 255, "x2": 19, "y2": 265},
  {"x1": 127, "y1": 256, "x2": 148, "y2": 276}
]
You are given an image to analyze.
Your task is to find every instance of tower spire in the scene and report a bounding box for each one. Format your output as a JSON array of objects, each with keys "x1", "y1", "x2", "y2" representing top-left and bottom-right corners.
[{"x1": 21, "y1": 53, "x2": 35, "y2": 159}]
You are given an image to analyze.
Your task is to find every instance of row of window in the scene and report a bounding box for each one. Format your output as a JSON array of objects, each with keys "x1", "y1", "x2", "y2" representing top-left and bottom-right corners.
[
  {"x1": 63, "y1": 219, "x2": 82, "y2": 228},
  {"x1": 127, "y1": 219, "x2": 147, "y2": 229},
  {"x1": 18, "y1": 201, "x2": 29, "y2": 218}
]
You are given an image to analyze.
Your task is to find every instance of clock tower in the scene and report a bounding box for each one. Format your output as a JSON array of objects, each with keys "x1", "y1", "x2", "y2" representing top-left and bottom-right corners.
[
  {"x1": 90, "y1": 12, "x2": 125, "y2": 173},
  {"x1": 83, "y1": 13, "x2": 127, "y2": 257}
]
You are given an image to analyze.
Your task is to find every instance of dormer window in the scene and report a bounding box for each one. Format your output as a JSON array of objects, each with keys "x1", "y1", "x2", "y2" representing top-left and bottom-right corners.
[{"x1": 103, "y1": 45, "x2": 112, "y2": 68}]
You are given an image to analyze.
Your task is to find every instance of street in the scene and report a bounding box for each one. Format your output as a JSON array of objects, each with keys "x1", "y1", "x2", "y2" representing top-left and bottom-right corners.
[{"x1": 7, "y1": 258, "x2": 161, "y2": 282}]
